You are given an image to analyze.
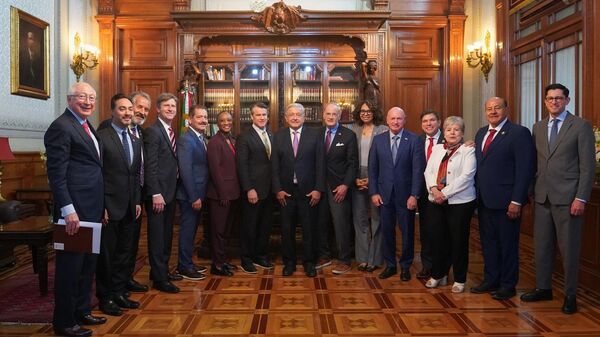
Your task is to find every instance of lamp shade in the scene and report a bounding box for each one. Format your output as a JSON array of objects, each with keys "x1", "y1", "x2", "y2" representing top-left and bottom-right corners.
[{"x1": 0, "y1": 137, "x2": 15, "y2": 161}]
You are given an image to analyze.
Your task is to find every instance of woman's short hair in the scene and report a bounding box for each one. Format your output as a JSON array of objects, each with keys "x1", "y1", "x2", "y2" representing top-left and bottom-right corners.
[{"x1": 443, "y1": 116, "x2": 465, "y2": 133}]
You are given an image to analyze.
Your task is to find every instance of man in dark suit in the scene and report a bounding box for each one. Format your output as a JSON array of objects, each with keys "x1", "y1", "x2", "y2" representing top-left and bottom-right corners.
[
  {"x1": 416, "y1": 109, "x2": 444, "y2": 279},
  {"x1": 124, "y1": 91, "x2": 151, "y2": 293},
  {"x1": 521, "y1": 83, "x2": 596, "y2": 314},
  {"x1": 45, "y1": 82, "x2": 104, "y2": 337},
  {"x1": 369, "y1": 107, "x2": 425, "y2": 282},
  {"x1": 316, "y1": 103, "x2": 357, "y2": 275},
  {"x1": 176, "y1": 105, "x2": 209, "y2": 280},
  {"x1": 95, "y1": 94, "x2": 143, "y2": 316},
  {"x1": 207, "y1": 111, "x2": 240, "y2": 276},
  {"x1": 144, "y1": 93, "x2": 180, "y2": 293},
  {"x1": 471, "y1": 97, "x2": 535, "y2": 300},
  {"x1": 236, "y1": 102, "x2": 275, "y2": 274},
  {"x1": 272, "y1": 103, "x2": 325, "y2": 277},
  {"x1": 19, "y1": 31, "x2": 44, "y2": 89}
]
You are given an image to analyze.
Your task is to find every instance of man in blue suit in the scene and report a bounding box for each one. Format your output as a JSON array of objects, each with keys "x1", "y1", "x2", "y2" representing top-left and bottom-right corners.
[
  {"x1": 176, "y1": 105, "x2": 210, "y2": 280},
  {"x1": 369, "y1": 107, "x2": 425, "y2": 281},
  {"x1": 471, "y1": 97, "x2": 535, "y2": 300},
  {"x1": 45, "y1": 82, "x2": 105, "y2": 337}
]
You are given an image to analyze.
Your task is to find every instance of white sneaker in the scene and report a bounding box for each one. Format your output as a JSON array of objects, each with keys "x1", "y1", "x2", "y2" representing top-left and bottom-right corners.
[
  {"x1": 425, "y1": 275, "x2": 448, "y2": 288},
  {"x1": 452, "y1": 282, "x2": 465, "y2": 293}
]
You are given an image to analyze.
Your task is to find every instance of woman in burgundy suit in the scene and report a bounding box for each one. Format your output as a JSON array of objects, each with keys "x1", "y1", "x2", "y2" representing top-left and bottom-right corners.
[{"x1": 207, "y1": 111, "x2": 240, "y2": 276}]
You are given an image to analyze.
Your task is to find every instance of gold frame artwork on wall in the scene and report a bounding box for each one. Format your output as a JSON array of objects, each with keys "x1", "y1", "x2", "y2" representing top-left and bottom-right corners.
[{"x1": 10, "y1": 6, "x2": 50, "y2": 99}]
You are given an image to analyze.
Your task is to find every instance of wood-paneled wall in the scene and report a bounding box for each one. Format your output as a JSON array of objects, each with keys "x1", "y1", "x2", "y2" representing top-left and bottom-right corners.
[{"x1": 0, "y1": 152, "x2": 47, "y2": 200}]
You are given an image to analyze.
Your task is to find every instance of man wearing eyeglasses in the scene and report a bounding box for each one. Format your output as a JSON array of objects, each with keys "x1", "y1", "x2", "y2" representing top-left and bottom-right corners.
[
  {"x1": 521, "y1": 83, "x2": 596, "y2": 314},
  {"x1": 45, "y1": 82, "x2": 104, "y2": 337}
]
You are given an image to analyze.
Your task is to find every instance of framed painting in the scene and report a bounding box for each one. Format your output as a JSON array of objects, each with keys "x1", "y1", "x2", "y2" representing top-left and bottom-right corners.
[{"x1": 10, "y1": 7, "x2": 50, "y2": 99}]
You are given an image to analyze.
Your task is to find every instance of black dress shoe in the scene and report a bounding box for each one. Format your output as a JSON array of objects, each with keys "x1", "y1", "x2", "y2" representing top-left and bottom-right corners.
[
  {"x1": 153, "y1": 281, "x2": 180, "y2": 293},
  {"x1": 123, "y1": 291, "x2": 131, "y2": 298},
  {"x1": 378, "y1": 267, "x2": 397, "y2": 279},
  {"x1": 168, "y1": 272, "x2": 183, "y2": 281},
  {"x1": 562, "y1": 295, "x2": 577, "y2": 314},
  {"x1": 304, "y1": 263, "x2": 317, "y2": 277},
  {"x1": 470, "y1": 281, "x2": 499, "y2": 294},
  {"x1": 357, "y1": 264, "x2": 368, "y2": 272},
  {"x1": 54, "y1": 325, "x2": 92, "y2": 337},
  {"x1": 211, "y1": 265, "x2": 234, "y2": 276},
  {"x1": 114, "y1": 294, "x2": 140, "y2": 309},
  {"x1": 223, "y1": 262, "x2": 238, "y2": 271},
  {"x1": 99, "y1": 299, "x2": 123, "y2": 316},
  {"x1": 491, "y1": 287, "x2": 516, "y2": 300},
  {"x1": 400, "y1": 269, "x2": 411, "y2": 281},
  {"x1": 126, "y1": 279, "x2": 149, "y2": 292},
  {"x1": 282, "y1": 265, "x2": 296, "y2": 276},
  {"x1": 241, "y1": 262, "x2": 258, "y2": 274},
  {"x1": 365, "y1": 265, "x2": 379, "y2": 273},
  {"x1": 253, "y1": 258, "x2": 274, "y2": 270},
  {"x1": 416, "y1": 268, "x2": 431, "y2": 279},
  {"x1": 194, "y1": 265, "x2": 208, "y2": 273},
  {"x1": 77, "y1": 314, "x2": 106, "y2": 325},
  {"x1": 520, "y1": 288, "x2": 553, "y2": 302}
]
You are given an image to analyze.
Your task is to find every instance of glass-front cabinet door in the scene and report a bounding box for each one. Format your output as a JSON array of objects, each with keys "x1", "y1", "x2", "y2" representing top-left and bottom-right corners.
[
  {"x1": 288, "y1": 62, "x2": 324, "y2": 126},
  {"x1": 201, "y1": 64, "x2": 235, "y2": 137},
  {"x1": 327, "y1": 63, "x2": 359, "y2": 124},
  {"x1": 238, "y1": 63, "x2": 273, "y2": 132}
]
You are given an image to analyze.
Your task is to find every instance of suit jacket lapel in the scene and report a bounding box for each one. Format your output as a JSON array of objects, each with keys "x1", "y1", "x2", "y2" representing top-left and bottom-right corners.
[
  {"x1": 156, "y1": 122, "x2": 177, "y2": 158},
  {"x1": 66, "y1": 111, "x2": 101, "y2": 164},
  {"x1": 110, "y1": 128, "x2": 131, "y2": 170},
  {"x1": 484, "y1": 121, "x2": 511, "y2": 158}
]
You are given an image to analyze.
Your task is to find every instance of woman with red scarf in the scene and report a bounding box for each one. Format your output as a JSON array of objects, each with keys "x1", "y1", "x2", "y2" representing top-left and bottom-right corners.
[{"x1": 423, "y1": 116, "x2": 476, "y2": 293}]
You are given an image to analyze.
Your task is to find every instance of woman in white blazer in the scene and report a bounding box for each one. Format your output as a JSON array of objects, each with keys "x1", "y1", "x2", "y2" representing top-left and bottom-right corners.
[{"x1": 423, "y1": 116, "x2": 476, "y2": 293}]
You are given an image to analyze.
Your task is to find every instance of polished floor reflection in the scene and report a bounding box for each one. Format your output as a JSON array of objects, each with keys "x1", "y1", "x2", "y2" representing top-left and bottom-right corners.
[{"x1": 1, "y1": 221, "x2": 600, "y2": 336}]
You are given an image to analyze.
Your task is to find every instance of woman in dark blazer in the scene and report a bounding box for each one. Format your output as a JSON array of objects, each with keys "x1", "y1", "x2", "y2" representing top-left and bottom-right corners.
[
  {"x1": 350, "y1": 100, "x2": 388, "y2": 272},
  {"x1": 207, "y1": 111, "x2": 240, "y2": 276}
]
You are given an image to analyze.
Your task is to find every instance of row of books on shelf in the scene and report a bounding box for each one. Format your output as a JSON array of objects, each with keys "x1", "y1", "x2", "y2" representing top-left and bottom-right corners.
[
  {"x1": 330, "y1": 88, "x2": 359, "y2": 103},
  {"x1": 304, "y1": 107, "x2": 322, "y2": 121},
  {"x1": 204, "y1": 89, "x2": 235, "y2": 102},
  {"x1": 206, "y1": 67, "x2": 230, "y2": 81},
  {"x1": 240, "y1": 88, "x2": 269, "y2": 102},
  {"x1": 293, "y1": 87, "x2": 322, "y2": 102},
  {"x1": 206, "y1": 107, "x2": 234, "y2": 123}
]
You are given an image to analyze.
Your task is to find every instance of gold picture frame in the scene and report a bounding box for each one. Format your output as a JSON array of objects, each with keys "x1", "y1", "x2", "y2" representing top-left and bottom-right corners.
[{"x1": 10, "y1": 7, "x2": 50, "y2": 99}]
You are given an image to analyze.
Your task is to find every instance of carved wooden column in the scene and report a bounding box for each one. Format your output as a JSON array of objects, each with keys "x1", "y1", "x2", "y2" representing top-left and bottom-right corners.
[
  {"x1": 447, "y1": 15, "x2": 466, "y2": 116},
  {"x1": 96, "y1": 2, "x2": 116, "y2": 121}
]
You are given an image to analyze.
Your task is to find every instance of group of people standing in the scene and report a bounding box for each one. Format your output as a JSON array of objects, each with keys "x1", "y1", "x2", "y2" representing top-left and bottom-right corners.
[{"x1": 45, "y1": 81, "x2": 595, "y2": 337}]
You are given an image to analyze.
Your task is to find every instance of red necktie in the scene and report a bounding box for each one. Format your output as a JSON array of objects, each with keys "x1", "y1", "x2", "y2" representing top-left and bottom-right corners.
[
  {"x1": 482, "y1": 129, "x2": 497, "y2": 155},
  {"x1": 168, "y1": 127, "x2": 177, "y2": 154},
  {"x1": 82, "y1": 121, "x2": 92, "y2": 138},
  {"x1": 227, "y1": 138, "x2": 235, "y2": 155},
  {"x1": 426, "y1": 137, "x2": 434, "y2": 161}
]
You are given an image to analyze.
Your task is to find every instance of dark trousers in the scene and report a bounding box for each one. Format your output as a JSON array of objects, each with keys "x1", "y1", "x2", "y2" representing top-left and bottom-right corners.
[
  {"x1": 53, "y1": 251, "x2": 97, "y2": 329},
  {"x1": 417, "y1": 195, "x2": 433, "y2": 270},
  {"x1": 428, "y1": 200, "x2": 475, "y2": 283},
  {"x1": 379, "y1": 191, "x2": 416, "y2": 270},
  {"x1": 145, "y1": 199, "x2": 176, "y2": 282},
  {"x1": 316, "y1": 184, "x2": 353, "y2": 264},
  {"x1": 125, "y1": 210, "x2": 142, "y2": 282},
  {"x1": 478, "y1": 204, "x2": 521, "y2": 289},
  {"x1": 177, "y1": 200, "x2": 202, "y2": 271},
  {"x1": 240, "y1": 196, "x2": 274, "y2": 265},
  {"x1": 280, "y1": 185, "x2": 318, "y2": 266},
  {"x1": 96, "y1": 210, "x2": 135, "y2": 300},
  {"x1": 208, "y1": 198, "x2": 238, "y2": 267}
]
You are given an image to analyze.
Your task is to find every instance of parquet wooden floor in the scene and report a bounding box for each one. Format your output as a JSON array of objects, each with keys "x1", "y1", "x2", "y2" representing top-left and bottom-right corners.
[{"x1": 1, "y1": 221, "x2": 600, "y2": 336}]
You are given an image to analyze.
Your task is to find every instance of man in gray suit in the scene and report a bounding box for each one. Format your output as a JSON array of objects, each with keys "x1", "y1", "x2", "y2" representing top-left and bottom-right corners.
[{"x1": 521, "y1": 83, "x2": 596, "y2": 314}]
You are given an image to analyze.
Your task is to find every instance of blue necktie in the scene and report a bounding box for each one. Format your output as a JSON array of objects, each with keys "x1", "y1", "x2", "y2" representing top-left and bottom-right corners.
[
  {"x1": 392, "y1": 135, "x2": 399, "y2": 164},
  {"x1": 549, "y1": 118, "x2": 559, "y2": 151},
  {"x1": 121, "y1": 129, "x2": 131, "y2": 166}
]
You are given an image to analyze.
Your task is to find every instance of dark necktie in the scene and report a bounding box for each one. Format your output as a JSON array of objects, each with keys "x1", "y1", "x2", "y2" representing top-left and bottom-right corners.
[
  {"x1": 549, "y1": 118, "x2": 559, "y2": 151},
  {"x1": 121, "y1": 130, "x2": 131, "y2": 166},
  {"x1": 392, "y1": 135, "x2": 399, "y2": 164},
  {"x1": 482, "y1": 129, "x2": 496, "y2": 155},
  {"x1": 325, "y1": 129, "x2": 333, "y2": 153}
]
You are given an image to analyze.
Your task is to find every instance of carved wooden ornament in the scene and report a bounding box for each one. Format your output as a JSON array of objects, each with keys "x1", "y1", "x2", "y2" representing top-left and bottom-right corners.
[{"x1": 251, "y1": 0, "x2": 307, "y2": 34}]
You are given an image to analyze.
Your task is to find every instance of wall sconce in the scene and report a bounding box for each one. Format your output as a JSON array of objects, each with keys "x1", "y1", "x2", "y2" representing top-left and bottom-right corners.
[
  {"x1": 70, "y1": 33, "x2": 99, "y2": 82},
  {"x1": 0, "y1": 137, "x2": 15, "y2": 202},
  {"x1": 466, "y1": 31, "x2": 494, "y2": 82}
]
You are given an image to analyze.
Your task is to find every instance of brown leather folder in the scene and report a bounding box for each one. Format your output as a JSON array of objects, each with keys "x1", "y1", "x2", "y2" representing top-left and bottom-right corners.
[{"x1": 53, "y1": 225, "x2": 94, "y2": 253}]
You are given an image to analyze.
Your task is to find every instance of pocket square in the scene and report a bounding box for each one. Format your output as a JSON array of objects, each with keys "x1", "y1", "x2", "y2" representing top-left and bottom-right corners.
[{"x1": 335, "y1": 142, "x2": 344, "y2": 146}]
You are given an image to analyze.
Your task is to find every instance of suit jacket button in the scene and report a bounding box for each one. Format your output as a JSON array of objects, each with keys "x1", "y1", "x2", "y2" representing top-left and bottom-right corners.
[{"x1": 447, "y1": 171, "x2": 451, "y2": 174}]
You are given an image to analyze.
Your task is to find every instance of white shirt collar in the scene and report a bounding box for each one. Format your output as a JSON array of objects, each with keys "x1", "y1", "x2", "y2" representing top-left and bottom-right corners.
[{"x1": 488, "y1": 117, "x2": 508, "y2": 132}]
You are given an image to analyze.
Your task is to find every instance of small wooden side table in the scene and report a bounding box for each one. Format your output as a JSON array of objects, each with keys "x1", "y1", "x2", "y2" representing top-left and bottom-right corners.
[{"x1": 0, "y1": 216, "x2": 54, "y2": 295}]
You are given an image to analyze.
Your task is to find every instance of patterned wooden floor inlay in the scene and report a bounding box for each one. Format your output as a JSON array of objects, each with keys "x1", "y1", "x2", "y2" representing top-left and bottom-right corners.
[{"x1": 2, "y1": 225, "x2": 600, "y2": 336}]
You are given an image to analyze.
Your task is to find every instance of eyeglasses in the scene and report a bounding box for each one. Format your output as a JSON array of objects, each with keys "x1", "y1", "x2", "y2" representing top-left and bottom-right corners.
[
  {"x1": 70, "y1": 94, "x2": 96, "y2": 102},
  {"x1": 545, "y1": 96, "x2": 565, "y2": 102},
  {"x1": 359, "y1": 110, "x2": 373, "y2": 114}
]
